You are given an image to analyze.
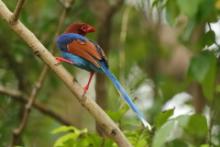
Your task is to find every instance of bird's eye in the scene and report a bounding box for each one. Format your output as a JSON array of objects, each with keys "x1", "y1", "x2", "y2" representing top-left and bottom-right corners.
[{"x1": 81, "y1": 25, "x2": 87, "y2": 32}]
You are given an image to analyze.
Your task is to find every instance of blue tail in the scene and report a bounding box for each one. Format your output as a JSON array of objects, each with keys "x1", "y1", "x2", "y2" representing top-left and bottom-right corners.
[{"x1": 100, "y1": 61, "x2": 151, "y2": 129}]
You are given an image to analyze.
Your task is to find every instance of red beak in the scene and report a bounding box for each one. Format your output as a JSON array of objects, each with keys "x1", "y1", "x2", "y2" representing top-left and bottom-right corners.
[{"x1": 86, "y1": 25, "x2": 96, "y2": 33}]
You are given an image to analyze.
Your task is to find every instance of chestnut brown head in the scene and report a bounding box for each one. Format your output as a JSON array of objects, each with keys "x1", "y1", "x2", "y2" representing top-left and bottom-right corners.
[{"x1": 64, "y1": 22, "x2": 96, "y2": 36}]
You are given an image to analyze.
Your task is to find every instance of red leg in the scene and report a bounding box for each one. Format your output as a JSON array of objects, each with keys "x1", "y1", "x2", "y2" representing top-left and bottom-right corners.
[
  {"x1": 83, "y1": 72, "x2": 94, "y2": 96},
  {"x1": 55, "y1": 57, "x2": 73, "y2": 64}
]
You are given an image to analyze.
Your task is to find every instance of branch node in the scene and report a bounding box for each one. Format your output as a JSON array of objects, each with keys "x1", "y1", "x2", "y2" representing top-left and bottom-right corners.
[
  {"x1": 73, "y1": 77, "x2": 78, "y2": 83},
  {"x1": 25, "y1": 103, "x2": 32, "y2": 111},
  {"x1": 111, "y1": 129, "x2": 117, "y2": 136},
  {"x1": 33, "y1": 50, "x2": 40, "y2": 57},
  {"x1": 9, "y1": 15, "x2": 18, "y2": 25},
  {"x1": 11, "y1": 0, "x2": 26, "y2": 23}
]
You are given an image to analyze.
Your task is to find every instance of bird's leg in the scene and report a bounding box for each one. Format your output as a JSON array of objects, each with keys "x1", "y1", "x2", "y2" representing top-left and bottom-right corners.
[
  {"x1": 83, "y1": 72, "x2": 94, "y2": 96},
  {"x1": 55, "y1": 57, "x2": 73, "y2": 64}
]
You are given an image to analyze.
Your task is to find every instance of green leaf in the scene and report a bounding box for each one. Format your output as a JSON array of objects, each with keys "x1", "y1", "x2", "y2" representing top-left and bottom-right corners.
[
  {"x1": 199, "y1": 0, "x2": 217, "y2": 22},
  {"x1": 177, "y1": 0, "x2": 202, "y2": 18},
  {"x1": 52, "y1": 126, "x2": 78, "y2": 134},
  {"x1": 174, "y1": 114, "x2": 208, "y2": 138},
  {"x1": 188, "y1": 51, "x2": 217, "y2": 100},
  {"x1": 54, "y1": 133, "x2": 78, "y2": 147},
  {"x1": 52, "y1": 126, "x2": 88, "y2": 147},
  {"x1": 107, "y1": 111, "x2": 123, "y2": 122},
  {"x1": 185, "y1": 114, "x2": 208, "y2": 138},
  {"x1": 200, "y1": 144, "x2": 209, "y2": 147},
  {"x1": 155, "y1": 108, "x2": 174, "y2": 128},
  {"x1": 125, "y1": 130, "x2": 149, "y2": 147},
  {"x1": 201, "y1": 52, "x2": 217, "y2": 101},
  {"x1": 152, "y1": 120, "x2": 177, "y2": 147},
  {"x1": 202, "y1": 30, "x2": 216, "y2": 47},
  {"x1": 188, "y1": 52, "x2": 211, "y2": 82},
  {"x1": 166, "y1": 139, "x2": 188, "y2": 147}
]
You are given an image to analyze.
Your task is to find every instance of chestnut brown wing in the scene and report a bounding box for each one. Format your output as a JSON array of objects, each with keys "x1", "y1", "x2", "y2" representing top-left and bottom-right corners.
[{"x1": 67, "y1": 39, "x2": 103, "y2": 67}]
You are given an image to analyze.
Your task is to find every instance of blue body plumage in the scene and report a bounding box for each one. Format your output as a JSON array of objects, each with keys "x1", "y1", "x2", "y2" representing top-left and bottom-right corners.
[
  {"x1": 56, "y1": 33, "x2": 103, "y2": 72},
  {"x1": 56, "y1": 32, "x2": 151, "y2": 129}
]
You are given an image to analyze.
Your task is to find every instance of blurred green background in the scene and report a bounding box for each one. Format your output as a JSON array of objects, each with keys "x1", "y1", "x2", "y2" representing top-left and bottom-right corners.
[{"x1": 0, "y1": 0, "x2": 220, "y2": 146}]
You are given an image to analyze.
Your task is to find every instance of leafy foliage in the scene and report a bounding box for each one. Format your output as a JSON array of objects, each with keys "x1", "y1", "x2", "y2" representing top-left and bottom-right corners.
[
  {"x1": 154, "y1": 108, "x2": 174, "y2": 128},
  {"x1": 188, "y1": 51, "x2": 217, "y2": 101},
  {"x1": 52, "y1": 126, "x2": 116, "y2": 147},
  {"x1": 1, "y1": 0, "x2": 220, "y2": 146}
]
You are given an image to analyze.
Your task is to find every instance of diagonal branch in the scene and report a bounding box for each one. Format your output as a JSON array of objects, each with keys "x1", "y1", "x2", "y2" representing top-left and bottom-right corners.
[
  {"x1": 10, "y1": 1, "x2": 73, "y2": 145},
  {"x1": 0, "y1": 85, "x2": 73, "y2": 126},
  {"x1": 10, "y1": 0, "x2": 26, "y2": 23},
  {"x1": 0, "y1": 1, "x2": 132, "y2": 147}
]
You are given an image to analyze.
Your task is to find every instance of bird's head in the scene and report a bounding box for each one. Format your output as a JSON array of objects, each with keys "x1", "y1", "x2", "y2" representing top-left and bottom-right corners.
[{"x1": 64, "y1": 22, "x2": 96, "y2": 36}]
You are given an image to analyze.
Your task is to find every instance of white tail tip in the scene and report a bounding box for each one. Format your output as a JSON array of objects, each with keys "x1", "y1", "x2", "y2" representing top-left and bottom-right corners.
[{"x1": 141, "y1": 117, "x2": 152, "y2": 131}]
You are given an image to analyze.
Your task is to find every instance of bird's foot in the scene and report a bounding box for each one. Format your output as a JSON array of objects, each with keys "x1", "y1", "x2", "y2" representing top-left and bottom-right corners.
[
  {"x1": 82, "y1": 72, "x2": 94, "y2": 97},
  {"x1": 82, "y1": 85, "x2": 89, "y2": 96},
  {"x1": 55, "y1": 57, "x2": 73, "y2": 65}
]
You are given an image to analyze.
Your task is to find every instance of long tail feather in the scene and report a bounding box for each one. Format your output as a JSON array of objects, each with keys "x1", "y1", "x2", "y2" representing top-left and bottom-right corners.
[{"x1": 100, "y1": 61, "x2": 151, "y2": 130}]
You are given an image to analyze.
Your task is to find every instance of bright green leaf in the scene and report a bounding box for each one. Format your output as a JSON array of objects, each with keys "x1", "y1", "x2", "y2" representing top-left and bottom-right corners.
[
  {"x1": 52, "y1": 126, "x2": 78, "y2": 134},
  {"x1": 155, "y1": 108, "x2": 174, "y2": 128},
  {"x1": 107, "y1": 111, "x2": 124, "y2": 122},
  {"x1": 200, "y1": 144, "x2": 209, "y2": 147},
  {"x1": 52, "y1": 126, "x2": 88, "y2": 147},
  {"x1": 54, "y1": 133, "x2": 78, "y2": 147}
]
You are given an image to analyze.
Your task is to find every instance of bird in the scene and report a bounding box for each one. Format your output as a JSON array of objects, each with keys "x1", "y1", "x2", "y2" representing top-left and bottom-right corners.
[{"x1": 55, "y1": 22, "x2": 151, "y2": 129}]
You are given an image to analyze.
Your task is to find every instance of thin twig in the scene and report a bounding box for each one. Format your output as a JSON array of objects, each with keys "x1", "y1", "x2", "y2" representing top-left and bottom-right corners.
[
  {"x1": 0, "y1": 85, "x2": 72, "y2": 126},
  {"x1": 0, "y1": 1, "x2": 132, "y2": 146},
  {"x1": 10, "y1": 0, "x2": 26, "y2": 23},
  {"x1": 10, "y1": 66, "x2": 48, "y2": 146}
]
